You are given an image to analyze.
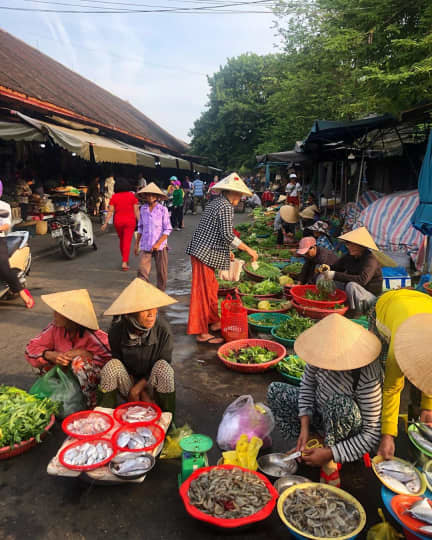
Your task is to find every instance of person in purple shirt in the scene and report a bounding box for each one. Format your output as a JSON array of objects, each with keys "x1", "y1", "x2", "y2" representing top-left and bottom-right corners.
[{"x1": 134, "y1": 183, "x2": 172, "y2": 291}]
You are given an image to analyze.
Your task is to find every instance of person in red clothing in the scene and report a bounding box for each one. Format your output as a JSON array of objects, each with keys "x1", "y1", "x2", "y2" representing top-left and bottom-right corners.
[{"x1": 101, "y1": 178, "x2": 139, "y2": 270}]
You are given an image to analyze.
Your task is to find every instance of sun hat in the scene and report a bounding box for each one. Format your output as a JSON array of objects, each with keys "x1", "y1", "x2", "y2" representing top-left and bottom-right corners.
[
  {"x1": 289, "y1": 173, "x2": 297, "y2": 179},
  {"x1": 104, "y1": 278, "x2": 177, "y2": 316},
  {"x1": 296, "y1": 236, "x2": 317, "y2": 255},
  {"x1": 338, "y1": 227, "x2": 397, "y2": 267},
  {"x1": 137, "y1": 182, "x2": 167, "y2": 200},
  {"x1": 212, "y1": 172, "x2": 252, "y2": 197},
  {"x1": 170, "y1": 176, "x2": 178, "y2": 182},
  {"x1": 41, "y1": 289, "x2": 99, "y2": 330},
  {"x1": 394, "y1": 313, "x2": 432, "y2": 395},
  {"x1": 309, "y1": 220, "x2": 329, "y2": 234},
  {"x1": 294, "y1": 313, "x2": 382, "y2": 370},
  {"x1": 277, "y1": 195, "x2": 287, "y2": 204},
  {"x1": 279, "y1": 205, "x2": 299, "y2": 224},
  {"x1": 299, "y1": 205, "x2": 318, "y2": 220}
]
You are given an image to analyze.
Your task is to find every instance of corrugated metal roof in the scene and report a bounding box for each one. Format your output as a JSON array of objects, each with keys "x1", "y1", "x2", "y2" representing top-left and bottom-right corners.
[{"x1": 0, "y1": 29, "x2": 187, "y2": 154}]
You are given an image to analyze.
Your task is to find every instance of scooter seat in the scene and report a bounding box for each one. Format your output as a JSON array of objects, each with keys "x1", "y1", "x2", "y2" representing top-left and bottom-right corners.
[{"x1": 6, "y1": 236, "x2": 22, "y2": 257}]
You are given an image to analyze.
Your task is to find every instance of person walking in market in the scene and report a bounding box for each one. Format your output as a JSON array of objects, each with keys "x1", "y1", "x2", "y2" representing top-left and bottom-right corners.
[
  {"x1": 274, "y1": 204, "x2": 299, "y2": 246},
  {"x1": 370, "y1": 289, "x2": 432, "y2": 459},
  {"x1": 192, "y1": 175, "x2": 205, "y2": 214},
  {"x1": 171, "y1": 180, "x2": 184, "y2": 231},
  {"x1": 135, "y1": 182, "x2": 172, "y2": 291},
  {"x1": 0, "y1": 179, "x2": 34, "y2": 308},
  {"x1": 101, "y1": 177, "x2": 139, "y2": 271},
  {"x1": 268, "y1": 314, "x2": 382, "y2": 487},
  {"x1": 186, "y1": 173, "x2": 258, "y2": 344},
  {"x1": 98, "y1": 278, "x2": 177, "y2": 416}
]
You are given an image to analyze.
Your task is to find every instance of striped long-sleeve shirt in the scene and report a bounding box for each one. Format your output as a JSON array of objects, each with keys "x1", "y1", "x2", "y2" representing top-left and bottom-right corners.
[{"x1": 298, "y1": 360, "x2": 382, "y2": 463}]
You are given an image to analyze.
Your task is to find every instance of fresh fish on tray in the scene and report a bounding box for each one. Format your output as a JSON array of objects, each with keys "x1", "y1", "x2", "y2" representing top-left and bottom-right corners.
[
  {"x1": 411, "y1": 430, "x2": 432, "y2": 453},
  {"x1": 63, "y1": 442, "x2": 113, "y2": 467},
  {"x1": 66, "y1": 414, "x2": 110, "y2": 436},
  {"x1": 420, "y1": 525, "x2": 432, "y2": 534},
  {"x1": 415, "y1": 423, "x2": 432, "y2": 443},
  {"x1": 406, "y1": 498, "x2": 432, "y2": 525},
  {"x1": 116, "y1": 429, "x2": 156, "y2": 450},
  {"x1": 375, "y1": 460, "x2": 421, "y2": 494},
  {"x1": 110, "y1": 453, "x2": 154, "y2": 476},
  {"x1": 122, "y1": 405, "x2": 157, "y2": 423}
]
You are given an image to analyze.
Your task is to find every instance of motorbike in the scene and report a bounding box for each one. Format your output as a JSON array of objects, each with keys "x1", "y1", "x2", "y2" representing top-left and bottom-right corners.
[
  {"x1": 0, "y1": 227, "x2": 32, "y2": 301},
  {"x1": 48, "y1": 205, "x2": 97, "y2": 259}
]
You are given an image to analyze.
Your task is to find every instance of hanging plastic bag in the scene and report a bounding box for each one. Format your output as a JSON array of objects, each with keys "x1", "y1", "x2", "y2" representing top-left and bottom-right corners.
[
  {"x1": 221, "y1": 293, "x2": 248, "y2": 342},
  {"x1": 366, "y1": 509, "x2": 403, "y2": 540},
  {"x1": 218, "y1": 258, "x2": 244, "y2": 282},
  {"x1": 160, "y1": 424, "x2": 194, "y2": 459},
  {"x1": 217, "y1": 395, "x2": 275, "y2": 450},
  {"x1": 29, "y1": 366, "x2": 86, "y2": 419}
]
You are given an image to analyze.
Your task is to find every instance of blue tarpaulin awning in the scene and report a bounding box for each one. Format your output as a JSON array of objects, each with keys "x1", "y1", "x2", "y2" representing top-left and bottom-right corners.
[{"x1": 412, "y1": 129, "x2": 432, "y2": 236}]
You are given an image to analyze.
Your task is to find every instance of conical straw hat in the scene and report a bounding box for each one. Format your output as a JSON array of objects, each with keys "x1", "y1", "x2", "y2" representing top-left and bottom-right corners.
[
  {"x1": 137, "y1": 182, "x2": 167, "y2": 199},
  {"x1": 294, "y1": 313, "x2": 381, "y2": 370},
  {"x1": 338, "y1": 227, "x2": 398, "y2": 267},
  {"x1": 279, "y1": 205, "x2": 299, "y2": 224},
  {"x1": 104, "y1": 278, "x2": 177, "y2": 316},
  {"x1": 212, "y1": 173, "x2": 252, "y2": 197},
  {"x1": 394, "y1": 313, "x2": 432, "y2": 394},
  {"x1": 277, "y1": 195, "x2": 287, "y2": 204},
  {"x1": 41, "y1": 289, "x2": 99, "y2": 330},
  {"x1": 299, "y1": 205, "x2": 318, "y2": 220}
]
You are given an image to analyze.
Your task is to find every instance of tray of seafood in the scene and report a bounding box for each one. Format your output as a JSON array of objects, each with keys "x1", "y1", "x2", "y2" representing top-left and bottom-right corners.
[
  {"x1": 62, "y1": 410, "x2": 114, "y2": 439},
  {"x1": 113, "y1": 423, "x2": 165, "y2": 453},
  {"x1": 59, "y1": 439, "x2": 115, "y2": 471},
  {"x1": 391, "y1": 495, "x2": 432, "y2": 537},
  {"x1": 179, "y1": 465, "x2": 278, "y2": 529},
  {"x1": 372, "y1": 456, "x2": 426, "y2": 496},
  {"x1": 113, "y1": 402, "x2": 161, "y2": 425},
  {"x1": 109, "y1": 451, "x2": 155, "y2": 479},
  {"x1": 277, "y1": 482, "x2": 366, "y2": 539}
]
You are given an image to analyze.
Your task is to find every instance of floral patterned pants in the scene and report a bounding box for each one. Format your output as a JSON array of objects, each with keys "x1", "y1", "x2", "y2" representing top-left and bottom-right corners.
[
  {"x1": 267, "y1": 382, "x2": 362, "y2": 447},
  {"x1": 70, "y1": 356, "x2": 102, "y2": 408}
]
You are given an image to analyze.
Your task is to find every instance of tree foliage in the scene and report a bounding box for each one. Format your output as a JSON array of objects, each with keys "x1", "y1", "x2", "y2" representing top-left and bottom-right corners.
[{"x1": 190, "y1": 0, "x2": 432, "y2": 169}]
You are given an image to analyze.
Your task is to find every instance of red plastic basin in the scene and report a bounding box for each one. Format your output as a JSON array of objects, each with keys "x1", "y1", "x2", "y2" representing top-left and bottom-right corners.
[{"x1": 290, "y1": 284, "x2": 347, "y2": 308}]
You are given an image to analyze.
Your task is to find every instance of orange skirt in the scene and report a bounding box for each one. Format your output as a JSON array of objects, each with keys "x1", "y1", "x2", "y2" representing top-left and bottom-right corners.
[{"x1": 187, "y1": 256, "x2": 219, "y2": 335}]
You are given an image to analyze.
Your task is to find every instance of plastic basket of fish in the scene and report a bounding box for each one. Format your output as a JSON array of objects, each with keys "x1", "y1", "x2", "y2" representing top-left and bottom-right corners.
[
  {"x1": 109, "y1": 451, "x2": 156, "y2": 480},
  {"x1": 372, "y1": 456, "x2": 426, "y2": 496},
  {"x1": 179, "y1": 465, "x2": 278, "y2": 529},
  {"x1": 408, "y1": 423, "x2": 432, "y2": 459},
  {"x1": 277, "y1": 482, "x2": 366, "y2": 540},
  {"x1": 391, "y1": 495, "x2": 432, "y2": 538},
  {"x1": 61, "y1": 410, "x2": 114, "y2": 440},
  {"x1": 113, "y1": 423, "x2": 165, "y2": 453},
  {"x1": 113, "y1": 401, "x2": 162, "y2": 425},
  {"x1": 59, "y1": 438, "x2": 115, "y2": 471}
]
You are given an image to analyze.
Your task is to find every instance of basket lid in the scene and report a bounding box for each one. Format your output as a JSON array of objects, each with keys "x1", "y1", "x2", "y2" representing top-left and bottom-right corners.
[{"x1": 180, "y1": 434, "x2": 213, "y2": 453}]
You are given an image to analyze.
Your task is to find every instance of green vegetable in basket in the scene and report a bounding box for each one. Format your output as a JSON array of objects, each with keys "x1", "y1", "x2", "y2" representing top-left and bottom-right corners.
[
  {"x1": 0, "y1": 385, "x2": 59, "y2": 447},
  {"x1": 238, "y1": 281, "x2": 255, "y2": 294},
  {"x1": 217, "y1": 279, "x2": 236, "y2": 289},
  {"x1": 257, "y1": 300, "x2": 271, "y2": 310},
  {"x1": 279, "y1": 275, "x2": 294, "y2": 286},
  {"x1": 274, "y1": 313, "x2": 314, "y2": 340},
  {"x1": 245, "y1": 262, "x2": 281, "y2": 280},
  {"x1": 249, "y1": 316, "x2": 280, "y2": 326},
  {"x1": 253, "y1": 279, "x2": 282, "y2": 295},
  {"x1": 242, "y1": 295, "x2": 258, "y2": 308},
  {"x1": 282, "y1": 262, "x2": 303, "y2": 275},
  {"x1": 224, "y1": 346, "x2": 277, "y2": 365},
  {"x1": 278, "y1": 355, "x2": 306, "y2": 378}
]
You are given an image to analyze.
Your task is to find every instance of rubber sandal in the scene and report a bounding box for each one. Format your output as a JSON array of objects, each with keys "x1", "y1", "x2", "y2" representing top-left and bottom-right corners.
[
  {"x1": 196, "y1": 336, "x2": 224, "y2": 345},
  {"x1": 121, "y1": 265, "x2": 129, "y2": 271},
  {"x1": 23, "y1": 289, "x2": 35, "y2": 309}
]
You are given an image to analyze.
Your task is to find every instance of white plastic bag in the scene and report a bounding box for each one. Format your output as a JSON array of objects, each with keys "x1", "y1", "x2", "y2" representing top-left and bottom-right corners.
[
  {"x1": 218, "y1": 258, "x2": 244, "y2": 282},
  {"x1": 216, "y1": 395, "x2": 275, "y2": 450}
]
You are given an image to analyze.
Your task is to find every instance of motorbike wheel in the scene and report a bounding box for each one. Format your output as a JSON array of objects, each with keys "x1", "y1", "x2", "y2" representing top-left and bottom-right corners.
[{"x1": 60, "y1": 233, "x2": 76, "y2": 259}]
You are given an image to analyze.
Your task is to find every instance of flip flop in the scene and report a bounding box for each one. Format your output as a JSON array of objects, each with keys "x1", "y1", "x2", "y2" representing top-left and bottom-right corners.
[
  {"x1": 209, "y1": 324, "x2": 221, "y2": 332},
  {"x1": 22, "y1": 289, "x2": 35, "y2": 309},
  {"x1": 121, "y1": 265, "x2": 130, "y2": 271},
  {"x1": 196, "y1": 336, "x2": 224, "y2": 345}
]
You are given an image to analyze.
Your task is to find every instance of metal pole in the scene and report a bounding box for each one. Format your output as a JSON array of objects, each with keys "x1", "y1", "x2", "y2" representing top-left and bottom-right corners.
[
  {"x1": 265, "y1": 164, "x2": 270, "y2": 188},
  {"x1": 355, "y1": 152, "x2": 364, "y2": 206}
]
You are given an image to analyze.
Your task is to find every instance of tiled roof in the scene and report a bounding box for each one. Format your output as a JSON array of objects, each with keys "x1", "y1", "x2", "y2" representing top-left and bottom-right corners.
[{"x1": 0, "y1": 29, "x2": 187, "y2": 153}]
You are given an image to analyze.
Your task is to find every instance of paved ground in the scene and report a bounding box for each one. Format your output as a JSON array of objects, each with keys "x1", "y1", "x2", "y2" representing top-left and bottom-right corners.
[{"x1": 0, "y1": 212, "x2": 409, "y2": 539}]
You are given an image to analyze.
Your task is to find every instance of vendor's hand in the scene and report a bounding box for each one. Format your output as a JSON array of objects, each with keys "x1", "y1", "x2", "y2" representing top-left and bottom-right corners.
[
  {"x1": 134, "y1": 243, "x2": 140, "y2": 256},
  {"x1": 128, "y1": 383, "x2": 143, "y2": 403},
  {"x1": 248, "y1": 248, "x2": 259, "y2": 262},
  {"x1": 230, "y1": 251, "x2": 235, "y2": 261},
  {"x1": 55, "y1": 352, "x2": 72, "y2": 367},
  {"x1": 377, "y1": 434, "x2": 395, "y2": 460},
  {"x1": 318, "y1": 264, "x2": 330, "y2": 274},
  {"x1": 295, "y1": 428, "x2": 309, "y2": 453},
  {"x1": 302, "y1": 447, "x2": 333, "y2": 467},
  {"x1": 420, "y1": 410, "x2": 432, "y2": 424},
  {"x1": 68, "y1": 349, "x2": 92, "y2": 361},
  {"x1": 151, "y1": 241, "x2": 161, "y2": 252}
]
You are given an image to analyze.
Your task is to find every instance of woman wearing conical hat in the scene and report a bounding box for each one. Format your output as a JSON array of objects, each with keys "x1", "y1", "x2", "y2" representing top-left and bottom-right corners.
[
  {"x1": 317, "y1": 227, "x2": 384, "y2": 317},
  {"x1": 98, "y1": 279, "x2": 177, "y2": 415},
  {"x1": 186, "y1": 173, "x2": 258, "y2": 344},
  {"x1": 369, "y1": 289, "x2": 432, "y2": 459},
  {"x1": 274, "y1": 204, "x2": 298, "y2": 246},
  {"x1": 25, "y1": 289, "x2": 111, "y2": 407},
  {"x1": 134, "y1": 182, "x2": 172, "y2": 292},
  {"x1": 267, "y1": 314, "x2": 382, "y2": 487}
]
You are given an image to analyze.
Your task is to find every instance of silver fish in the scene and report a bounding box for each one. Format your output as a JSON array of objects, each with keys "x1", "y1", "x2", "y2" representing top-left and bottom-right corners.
[
  {"x1": 419, "y1": 525, "x2": 432, "y2": 533},
  {"x1": 411, "y1": 431, "x2": 432, "y2": 453},
  {"x1": 63, "y1": 442, "x2": 112, "y2": 467},
  {"x1": 415, "y1": 423, "x2": 432, "y2": 443},
  {"x1": 407, "y1": 499, "x2": 432, "y2": 525},
  {"x1": 117, "y1": 432, "x2": 131, "y2": 448},
  {"x1": 376, "y1": 460, "x2": 417, "y2": 483},
  {"x1": 113, "y1": 456, "x2": 152, "y2": 474},
  {"x1": 136, "y1": 427, "x2": 153, "y2": 438},
  {"x1": 379, "y1": 474, "x2": 411, "y2": 495}
]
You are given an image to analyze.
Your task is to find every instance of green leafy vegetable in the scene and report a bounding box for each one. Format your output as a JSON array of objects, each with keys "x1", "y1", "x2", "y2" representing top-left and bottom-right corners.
[
  {"x1": 245, "y1": 262, "x2": 281, "y2": 280},
  {"x1": 274, "y1": 313, "x2": 314, "y2": 340},
  {"x1": 217, "y1": 279, "x2": 237, "y2": 289},
  {"x1": 282, "y1": 262, "x2": 303, "y2": 274},
  {"x1": 224, "y1": 346, "x2": 277, "y2": 364},
  {"x1": 278, "y1": 355, "x2": 306, "y2": 378}
]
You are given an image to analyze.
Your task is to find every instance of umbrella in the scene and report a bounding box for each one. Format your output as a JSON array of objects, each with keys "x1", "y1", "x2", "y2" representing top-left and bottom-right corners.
[{"x1": 412, "y1": 129, "x2": 432, "y2": 236}]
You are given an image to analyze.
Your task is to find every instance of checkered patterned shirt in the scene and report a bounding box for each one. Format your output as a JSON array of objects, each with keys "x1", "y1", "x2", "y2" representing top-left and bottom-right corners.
[{"x1": 186, "y1": 195, "x2": 241, "y2": 270}]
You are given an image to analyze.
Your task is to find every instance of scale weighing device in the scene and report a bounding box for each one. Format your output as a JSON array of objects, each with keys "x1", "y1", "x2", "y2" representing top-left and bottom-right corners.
[{"x1": 178, "y1": 434, "x2": 213, "y2": 485}]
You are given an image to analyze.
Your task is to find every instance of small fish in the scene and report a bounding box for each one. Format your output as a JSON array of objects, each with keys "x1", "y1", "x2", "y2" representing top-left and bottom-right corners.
[
  {"x1": 379, "y1": 474, "x2": 411, "y2": 494},
  {"x1": 117, "y1": 432, "x2": 131, "y2": 448},
  {"x1": 376, "y1": 460, "x2": 418, "y2": 483},
  {"x1": 407, "y1": 499, "x2": 432, "y2": 525},
  {"x1": 113, "y1": 456, "x2": 152, "y2": 474},
  {"x1": 411, "y1": 431, "x2": 432, "y2": 453},
  {"x1": 415, "y1": 423, "x2": 432, "y2": 443},
  {"x1": 419, "y1": 525, "x2": 432, "y2": 534},
  {"x1": 136, "y1": 427, "x2": 152, "y2": 438}
]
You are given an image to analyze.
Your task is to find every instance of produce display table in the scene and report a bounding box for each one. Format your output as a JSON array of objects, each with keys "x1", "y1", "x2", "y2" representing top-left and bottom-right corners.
[{"x1": 47, "y1": 407, "x2": 172, "y2": 484}]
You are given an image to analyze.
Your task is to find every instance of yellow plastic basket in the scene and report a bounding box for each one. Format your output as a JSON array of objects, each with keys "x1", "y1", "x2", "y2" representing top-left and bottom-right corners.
[{"x1": 371, "y1": 455, "x2": 426, "y2": 496}]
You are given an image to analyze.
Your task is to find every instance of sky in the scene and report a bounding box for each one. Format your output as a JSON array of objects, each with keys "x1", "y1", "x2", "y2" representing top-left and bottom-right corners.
[{"x1": 0, "y1": 3, "x2": 279, "y2": 142}]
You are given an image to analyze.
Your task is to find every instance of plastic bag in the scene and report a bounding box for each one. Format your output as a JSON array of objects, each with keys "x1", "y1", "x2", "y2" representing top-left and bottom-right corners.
[
  {"x1": 221, "y1": 294, "x2": 248, "y2": 342},
  {"x1": 218, "y1": 258, "x2": 244, "y2": 282},
  {"x1": 29, "y1": 366, "x2": 85, "y2": 419},
  {"x1": 217, "y1": 395, "x2": 275, "y2": 450},
  {"x1": 366, "y1": 509, "x2": 403, "y2": 540},
  {"x1": 160, "y1": 424, "x2": 193, "y2": 459}
]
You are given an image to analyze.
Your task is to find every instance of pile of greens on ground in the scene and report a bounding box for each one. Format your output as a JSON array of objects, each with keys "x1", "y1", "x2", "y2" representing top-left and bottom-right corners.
[
  {"x1": 238, "y1": 279, "x2": 282, "y2": 295},
  {"x1": 245, "y1": 262, "x2": 281, "y2": 280},
  {"x1": 278, "y1": 355, "x2": 306, "y2": 379},
  {"x1": 282, "y1": 262, "x2": 303, "y2": 275},
  {"x1": 274, "y1": 313, "x2": 314, "y2": 340},
  {"x1": 217, "y1": 279, "x2": 237, "y2": 289},
  {"x1": 0, "y1": 386, "x2": 58, "y2": 447},
  {"x1": 224, "y1": 346, "x2": 277, "y2": 364}
]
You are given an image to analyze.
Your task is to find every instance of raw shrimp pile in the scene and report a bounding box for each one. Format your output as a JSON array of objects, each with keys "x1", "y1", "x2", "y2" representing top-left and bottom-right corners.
[{"x1": 188, "y1": 468, "x2": 271, "y2": 519}]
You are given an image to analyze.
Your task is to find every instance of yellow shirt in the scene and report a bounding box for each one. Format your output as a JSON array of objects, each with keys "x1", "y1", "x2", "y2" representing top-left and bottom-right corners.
[{"x1": 377, "y1": 289, "x2": 432, "y2": 437}]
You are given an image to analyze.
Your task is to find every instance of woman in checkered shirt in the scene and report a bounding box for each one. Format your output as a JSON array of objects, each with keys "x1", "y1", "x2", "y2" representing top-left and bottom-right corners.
[{"x1": 186, "y1": 173, "x2": 258, "y2": 344}]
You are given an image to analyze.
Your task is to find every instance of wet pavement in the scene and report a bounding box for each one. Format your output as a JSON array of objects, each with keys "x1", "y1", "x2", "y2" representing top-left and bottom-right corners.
[{"x1": 0, "y1": 212, "x2": 409, "y2": 539}]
